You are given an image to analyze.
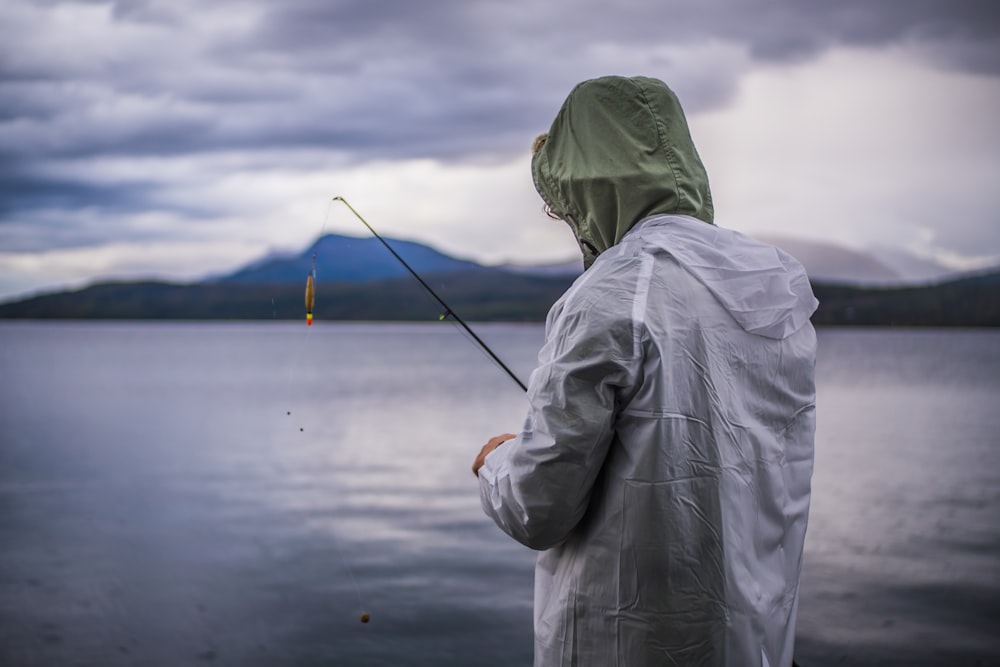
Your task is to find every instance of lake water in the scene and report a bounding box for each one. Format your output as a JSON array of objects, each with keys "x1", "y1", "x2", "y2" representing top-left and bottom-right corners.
[{"x1": 1, "y1": 322, "x2": 998, "y2": 666}]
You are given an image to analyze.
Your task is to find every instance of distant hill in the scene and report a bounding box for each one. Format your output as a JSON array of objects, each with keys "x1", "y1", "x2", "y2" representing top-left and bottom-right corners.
[
  {"x1": 0, "y1": 270, "x2": 574, "y2": 322},
  {"x1": 220, "y1": 233, "x2": 484, "y2": 284},
  {"x1": 810, "y1": 269, "x2": 1000, "y2": 327},
  {"x1": 758, "y1": 235, "x2": 903, "y2": 284},
  {"x1": 1, "y1": 232, "x2": 998, "y2": 326},
  {"x1": 866, "y1": 245, "x2": 957, "y2": 284},
  {"x1": 755, "y1": 235, "x2": 981, "y2": 286},
  {"x1": 499, "y1": 258, "x2": 584, "y2": 277}
]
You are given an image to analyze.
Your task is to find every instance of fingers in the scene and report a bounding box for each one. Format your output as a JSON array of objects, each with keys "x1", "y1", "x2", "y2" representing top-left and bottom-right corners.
[
  {"x1": 488, "y1": 433, "x2": 517, "y2": 448},
  {"x1": 472, "y1": 433, "x2": 517, "y2": 477}
]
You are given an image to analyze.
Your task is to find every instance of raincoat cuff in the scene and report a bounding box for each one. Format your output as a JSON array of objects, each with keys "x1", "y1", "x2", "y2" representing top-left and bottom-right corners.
[{"x1": 477, "y1": 442, "x2": 508, "y2": 485}]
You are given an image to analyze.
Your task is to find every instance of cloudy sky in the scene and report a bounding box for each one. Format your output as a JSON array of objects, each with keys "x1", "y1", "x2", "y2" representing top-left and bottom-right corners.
[{"x1": 2, "y1": 0, "x2": 999, "y2": 300}]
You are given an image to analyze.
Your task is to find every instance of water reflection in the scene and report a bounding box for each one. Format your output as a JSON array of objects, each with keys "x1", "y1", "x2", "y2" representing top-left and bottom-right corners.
[{"x1": 1, "y1": 323, "x2": 998, "y2": 666}]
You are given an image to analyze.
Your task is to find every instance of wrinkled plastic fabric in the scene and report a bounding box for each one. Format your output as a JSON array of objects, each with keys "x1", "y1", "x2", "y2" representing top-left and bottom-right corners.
[
  {"x1": 531, "y1": 76, "x2": 714, "y2": 269},
  {"x1": 479, "y1": 215, "x2": 818, "y2": 667}
]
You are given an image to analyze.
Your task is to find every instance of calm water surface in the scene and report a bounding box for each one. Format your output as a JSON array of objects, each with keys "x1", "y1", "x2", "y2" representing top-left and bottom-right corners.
[{"x1": 1, "y1": 323, "x2": 998, "y2": 666}]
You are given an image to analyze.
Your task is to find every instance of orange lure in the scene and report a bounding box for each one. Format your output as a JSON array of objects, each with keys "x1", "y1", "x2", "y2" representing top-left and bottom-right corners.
[{"x1": 305, "y1": 273, "x2": 315, "y2": 326}]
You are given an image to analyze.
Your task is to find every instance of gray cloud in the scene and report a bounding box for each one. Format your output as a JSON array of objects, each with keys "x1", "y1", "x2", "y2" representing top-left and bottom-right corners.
[
  {"x1": 1, "y1": 0, "x2": 998, "y2": 265},
  {"x1": 5, "y1": 1, "x2": 997, "y2": 160},
  {"x1": 0, "y1": 171, "x2": 158, "y2": 217}
]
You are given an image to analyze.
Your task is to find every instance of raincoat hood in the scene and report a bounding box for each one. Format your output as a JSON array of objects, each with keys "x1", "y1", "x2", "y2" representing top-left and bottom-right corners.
[{"x1": 532, "y1": 75, "x2": 714, "y2": 268}]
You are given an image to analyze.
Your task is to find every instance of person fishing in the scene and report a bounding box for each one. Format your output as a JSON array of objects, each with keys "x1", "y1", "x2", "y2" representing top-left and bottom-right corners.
[{"x1": 472, "y1": 75, "x2": 818, "y2": 667}]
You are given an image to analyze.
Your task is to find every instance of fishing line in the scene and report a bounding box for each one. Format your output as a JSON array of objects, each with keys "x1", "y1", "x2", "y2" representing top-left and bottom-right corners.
[
  {"x1": 305, "y1": 199, "x2": 335, "y2": 326},
  {"x1": 279, "y1": 201, "x2": 369, "y2": 624},
  {"x1": 330, "y1": 196, "x2": 528, "y2": 392},
  {"x1": 286, "y1": 196, "x2": 530, "y2": 626}
]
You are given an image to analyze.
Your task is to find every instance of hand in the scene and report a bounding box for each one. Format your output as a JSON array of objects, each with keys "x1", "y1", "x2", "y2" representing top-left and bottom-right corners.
[{"x1": 472, "y1": 433, "x2": 516, "y2": 477}]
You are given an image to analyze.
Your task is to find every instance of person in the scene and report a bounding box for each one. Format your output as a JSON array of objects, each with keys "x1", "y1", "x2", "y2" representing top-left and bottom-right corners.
[{"x1": 472, "y1": 75, "x2": 818, "y2": 667}]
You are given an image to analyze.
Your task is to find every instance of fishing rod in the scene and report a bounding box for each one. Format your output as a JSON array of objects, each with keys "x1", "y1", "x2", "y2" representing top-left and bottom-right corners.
[{"x1": 331, "y1": 196, "x2": 528, "y2": 392}]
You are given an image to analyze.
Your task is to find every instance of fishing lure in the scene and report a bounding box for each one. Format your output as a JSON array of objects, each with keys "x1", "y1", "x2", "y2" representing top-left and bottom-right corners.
[
  {"x1": 305, "y1": 274, "x2": 315, "y2": 326},
  {"x1": 305, "y1": 252, "x2": 317, "y2": 326}
]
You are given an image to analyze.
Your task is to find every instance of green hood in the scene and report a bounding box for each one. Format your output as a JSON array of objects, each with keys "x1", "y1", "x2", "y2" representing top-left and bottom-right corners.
[{"x1": 531, "y1": 76, "x2": 714, "y2": 268}]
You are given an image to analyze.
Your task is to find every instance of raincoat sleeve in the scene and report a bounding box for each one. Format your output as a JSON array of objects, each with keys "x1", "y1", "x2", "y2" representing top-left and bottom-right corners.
[{"x1": 478, "y1": 286, "x2": 637, "y2": 550}]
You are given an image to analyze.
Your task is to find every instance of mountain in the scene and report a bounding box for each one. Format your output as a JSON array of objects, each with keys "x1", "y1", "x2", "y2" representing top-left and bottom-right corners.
[
  {"x1": 499, "y1": 258, "x2": 584, "y2": 277},
  {"x1": 756, "y1": 235, "x2": 974, "y2": 285},
  {"x1": 757, "y1": 235, "x2": 903, "y2": 284},
  {"x1": 220, "y1": 233, "x2": 483, "y2": 284},
  {"x1": 867, "y1": 245, "x2": 959, "y2": 284},
  {"x1": 1, "y1": 232, "x2": 999, "y2": 326},
  {"x1": 0, "y1": 271, "x2": 574, "y2": 322}
]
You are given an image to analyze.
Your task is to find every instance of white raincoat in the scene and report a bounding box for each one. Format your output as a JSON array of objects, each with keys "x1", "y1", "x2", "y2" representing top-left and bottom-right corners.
[{"x1": 478, "y1": 77, "x2": 818, "y2": 667}]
